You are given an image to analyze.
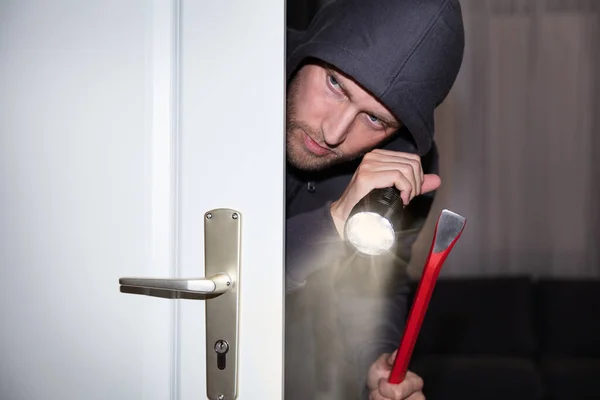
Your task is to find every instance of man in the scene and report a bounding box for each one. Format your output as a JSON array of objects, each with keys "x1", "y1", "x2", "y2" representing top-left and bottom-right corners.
[{"x1": 284, "y1": 1, "x2": 465, "y2": 399}]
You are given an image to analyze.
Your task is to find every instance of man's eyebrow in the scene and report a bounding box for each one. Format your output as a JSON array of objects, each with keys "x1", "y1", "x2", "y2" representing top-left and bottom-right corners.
[{"x1": 326, "y1": 68, "x2": 399, "y2": 128}]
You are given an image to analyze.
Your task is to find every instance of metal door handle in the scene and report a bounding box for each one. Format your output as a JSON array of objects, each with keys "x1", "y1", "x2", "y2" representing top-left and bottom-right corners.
[
  {"x1": 118, "y1": 208, "x2": 242, "y2": 400},
  {"x1": 119, "y1": 273, "x2": 231, "y2": 295}
]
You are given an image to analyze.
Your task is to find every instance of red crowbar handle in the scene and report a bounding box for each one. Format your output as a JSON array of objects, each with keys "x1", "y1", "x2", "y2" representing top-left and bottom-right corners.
[{"x1": 388, "y1": 209, "x2": 467, "y2": 384}]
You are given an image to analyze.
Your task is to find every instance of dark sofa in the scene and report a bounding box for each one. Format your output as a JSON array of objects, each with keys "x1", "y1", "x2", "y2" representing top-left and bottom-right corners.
[{"x1": 407, "y1": 276, "x2": 600, "y2": 400}]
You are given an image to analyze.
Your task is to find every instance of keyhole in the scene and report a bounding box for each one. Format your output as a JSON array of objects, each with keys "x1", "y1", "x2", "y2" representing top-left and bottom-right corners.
[{"x1": 214, "y1": 340, "x2": 229, "y2": 370}]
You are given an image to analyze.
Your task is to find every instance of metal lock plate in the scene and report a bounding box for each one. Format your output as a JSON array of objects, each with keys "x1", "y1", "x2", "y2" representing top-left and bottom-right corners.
[{"x1": 204, "y1": 209, "x2": 241, "y2": 400}]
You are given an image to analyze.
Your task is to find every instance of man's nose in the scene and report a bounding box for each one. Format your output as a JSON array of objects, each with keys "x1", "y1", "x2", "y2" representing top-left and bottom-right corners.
[{"x1": 322, "y1": 107, "x2": 354, "y2": 146}]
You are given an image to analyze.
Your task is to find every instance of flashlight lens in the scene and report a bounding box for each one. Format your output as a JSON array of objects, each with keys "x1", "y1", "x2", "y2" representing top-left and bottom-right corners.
[{"x1": 346, "y1": 212, "x2": 395, "y2": 255}]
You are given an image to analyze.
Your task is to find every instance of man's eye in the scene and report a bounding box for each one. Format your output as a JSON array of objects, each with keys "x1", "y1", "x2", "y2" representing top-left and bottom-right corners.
[
  {"x1": 366, "y1": 114, "x2": 386, "y2": 129},
  {"x1": 328, "y1": 75, "x2": 341, "y2": 88}
]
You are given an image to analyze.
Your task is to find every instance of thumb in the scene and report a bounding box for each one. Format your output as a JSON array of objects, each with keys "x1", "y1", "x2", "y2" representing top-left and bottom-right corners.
[
  {"x1": 386, "y1": 349, "x2": 398, "y2": 366},
  {"x1": 422, "y1": 174, "x2": 442, "y2": 194}
]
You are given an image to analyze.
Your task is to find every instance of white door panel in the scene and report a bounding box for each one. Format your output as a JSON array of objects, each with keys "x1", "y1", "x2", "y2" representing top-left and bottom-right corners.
[
  {"x1": 0, "y1": 1, "x2": 165, "y2": 398},
  {"x1": 0, "y1": 0, "x2": 284, "y2": 398},
  {"x1": 178, "y1": 1, "x2": 285, "y2": 398}
]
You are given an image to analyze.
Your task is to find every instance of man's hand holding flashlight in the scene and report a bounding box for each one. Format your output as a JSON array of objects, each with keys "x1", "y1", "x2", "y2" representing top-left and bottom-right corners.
[
  {"x1": 329, "y1": 149, "x2": 441, "y2": 238},
  {"x1": 368, "y1": 350, "x2": 425, "y2": 400}
]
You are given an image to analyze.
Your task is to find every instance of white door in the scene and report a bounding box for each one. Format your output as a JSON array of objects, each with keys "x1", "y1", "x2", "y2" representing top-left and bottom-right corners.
[{"x1": 0, "y1": 1, "x2": 285, "y2": 399}]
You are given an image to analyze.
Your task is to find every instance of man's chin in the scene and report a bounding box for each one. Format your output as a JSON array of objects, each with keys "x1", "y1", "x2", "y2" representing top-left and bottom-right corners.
[
  {"x1": 287, "y1": 154, "x2": 342, "y2": 172},
  {"x1": 286, "y1": 140, "x2": 351, "y2": 171}
]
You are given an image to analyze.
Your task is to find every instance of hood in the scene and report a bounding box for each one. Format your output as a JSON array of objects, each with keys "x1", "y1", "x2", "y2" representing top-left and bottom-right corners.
[{"x1": 287, "y1": 0, "x2": 465, "y2": 156}]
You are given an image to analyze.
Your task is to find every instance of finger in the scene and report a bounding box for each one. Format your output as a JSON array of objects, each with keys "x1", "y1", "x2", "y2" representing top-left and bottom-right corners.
[
  {"x1": 369, "y1": 390, "x2": 389, "y2": 400},
  {"x1": 389, "y1": 171, "x2": 413, "y2": 205},
  {"x1": 367, "y1": 352, "x2": 393, "y2": 389},
  {"x1": 378, "y1": 380, "x2": 407, "y2": 399},
  {"x1": 379, "y1": 377, "x2": 410, "y2": 399},
  {"x1": 421, "y1": 174, "x2": 442, "y2": 194},
  {"x1": 386, "y1": 349, "x2": 398, "y2": 366},
  {"x1": 355, "y1": 169, "x2": 413, "y2": 205},
  {"x1": 361, "y1": 162, "x2": 418, "y2": 201},
  {"x1": 370, "y1": 149, "x2": 421, "y2": 162},
  {"x1": 363, "y1": 150, "x2": 421, "y2": 165},
  {"x1": 379, "y1": 373, "x2": 424, "y2": 399},
  {"x1": 362, "y1": 153, "x2": 423, "y2": 196}
]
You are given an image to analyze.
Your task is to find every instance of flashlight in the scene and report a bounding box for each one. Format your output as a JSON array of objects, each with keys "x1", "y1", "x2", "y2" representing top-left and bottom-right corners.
[{"x1": 344, "y1": 187, "x2": 405, "y2": 256}]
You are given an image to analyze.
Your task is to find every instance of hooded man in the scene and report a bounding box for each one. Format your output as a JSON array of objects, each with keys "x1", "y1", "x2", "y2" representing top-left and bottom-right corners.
[{"x1": 284, "y1": 1, "x2": 465, "y2": 399}]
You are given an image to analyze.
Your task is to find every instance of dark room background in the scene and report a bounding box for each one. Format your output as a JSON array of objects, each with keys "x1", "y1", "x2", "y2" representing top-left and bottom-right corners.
[{"x1": 288, "y1": 0, "x2": 600, "y2": 279}]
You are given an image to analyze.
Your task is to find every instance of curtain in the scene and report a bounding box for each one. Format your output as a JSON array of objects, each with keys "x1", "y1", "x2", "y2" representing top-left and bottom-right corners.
[{"x1": 409, "y1": 0, "x2": 600, "y2": 278}]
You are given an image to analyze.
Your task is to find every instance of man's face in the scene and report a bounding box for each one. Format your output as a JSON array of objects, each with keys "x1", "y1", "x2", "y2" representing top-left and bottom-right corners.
[{"x1": 286, "y1": 63, "x2": 401, "y2": 171}]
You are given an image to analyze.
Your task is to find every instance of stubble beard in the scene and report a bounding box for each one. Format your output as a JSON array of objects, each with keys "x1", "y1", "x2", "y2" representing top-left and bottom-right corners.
[
  {"x1": 286, "y1": 77, "x2": 349, "y2": 172},
  {"x1": 286, "y1": 121, "x2": 340, "y2": 172}
]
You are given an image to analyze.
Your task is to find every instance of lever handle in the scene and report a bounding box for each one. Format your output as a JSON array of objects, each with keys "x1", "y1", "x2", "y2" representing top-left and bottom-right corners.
[
  {"x1": 119, "y1": 208, "x2": 242, "y2": 400},
  {"x1": 119, "y1": 273, "x2": 231, "y2": 295}
]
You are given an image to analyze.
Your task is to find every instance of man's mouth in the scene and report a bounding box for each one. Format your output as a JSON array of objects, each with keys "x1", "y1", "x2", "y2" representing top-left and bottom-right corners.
[{"x1": 302, "y1": 131, "x2": 332, "y2": 156}]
